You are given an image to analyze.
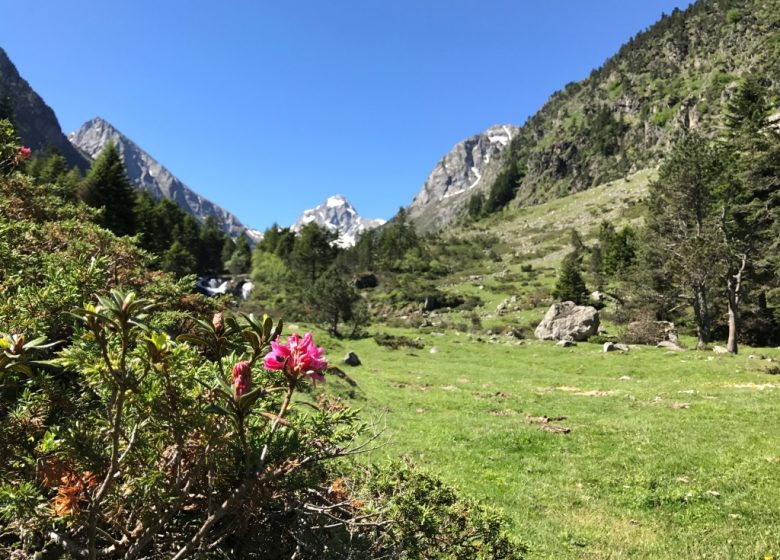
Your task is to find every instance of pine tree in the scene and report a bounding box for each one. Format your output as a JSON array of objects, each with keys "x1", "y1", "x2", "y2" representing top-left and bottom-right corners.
[
  {"x1": 719, "y1": 75, "x2": 779, "y2": 352},
  {"x1": 553, "y1": 253, "x2": 589, "y2": 305},
  {"x1": 80, "y1": 142, "x2": 136, "y2": 236},
  {"x1": 309, "y1": 267, "x2": 361, "y2": 336},
  {"x1": 291, "y1": 223, "x2": 338, "y2": 285},
  {"x1": 226, "y1": 234, "x2": 252, "y2": 275},
  {"x1": 644, "y1": 133, "x2": 726, "y2": 349},
  {"x1": 198, "y1": 217, "x2": 226, "y2": 275},
  {"x1": 161, "y1": 240, "x2": 196, "y2": 278}
]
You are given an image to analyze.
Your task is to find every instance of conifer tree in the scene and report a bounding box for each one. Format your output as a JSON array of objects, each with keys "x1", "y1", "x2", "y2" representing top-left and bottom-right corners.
[
  {"x1": 226, "y1": 233, "x2": 252, "y2": 275},
  {"x1": 80, "y1": 142, "x2": 136, "y2": 236},
  {"x1": 553, "y1": 253, "x2": 589, "y2": 305},
  {"x1": 644, "y1": 133, "x2": 725, "y2": 349}
]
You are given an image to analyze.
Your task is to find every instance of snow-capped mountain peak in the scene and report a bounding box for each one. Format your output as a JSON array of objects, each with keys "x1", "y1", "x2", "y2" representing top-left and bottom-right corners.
[{"x1": 292, "y1": 195, "x2": 385, "y2": 248}]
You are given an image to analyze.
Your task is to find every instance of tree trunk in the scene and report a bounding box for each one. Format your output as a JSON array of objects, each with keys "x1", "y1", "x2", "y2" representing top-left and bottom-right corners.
[
  {"x1": 726, "y1": 299, "x2": 738, "y2": 354},
  {"x1": 692, "y1": 286, "x2": 711, "y2": 350},
  {"x1": 725, "y1": 255, "x2": 746, "y2": 355}
]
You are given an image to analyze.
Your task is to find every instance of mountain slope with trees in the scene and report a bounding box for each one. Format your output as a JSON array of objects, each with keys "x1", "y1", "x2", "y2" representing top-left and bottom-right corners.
[{"x1": 408, "y1": 0, "x2": 780, "y2": 230}]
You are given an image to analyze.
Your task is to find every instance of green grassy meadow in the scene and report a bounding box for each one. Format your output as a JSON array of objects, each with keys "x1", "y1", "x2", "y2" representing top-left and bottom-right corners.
[{"x1": 319, "y1": 330, "x2": 780, "y2": 559}]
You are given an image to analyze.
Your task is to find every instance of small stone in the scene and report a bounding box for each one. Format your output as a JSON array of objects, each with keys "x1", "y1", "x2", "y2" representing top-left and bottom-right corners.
[
  {"x1": 556, "y1": 339, "x2": 576, "y2": 347},
  {"x1": 343, "y1": 352, "x2": 361, "y2": 367},
  {"x1": 657, "y1": 340, "x2": 684, "y2": 351},
  {"x1": 430, "y1": 346, "x2": 438, "y2": 354},
  {"x1": 713, "y1": 345, "x2": 730, "y2": 354}
]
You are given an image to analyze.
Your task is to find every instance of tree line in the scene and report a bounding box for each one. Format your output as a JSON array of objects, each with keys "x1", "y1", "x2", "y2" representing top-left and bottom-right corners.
[{"x1": 552, "y1": 75, "x2": 780, "y2": 352}]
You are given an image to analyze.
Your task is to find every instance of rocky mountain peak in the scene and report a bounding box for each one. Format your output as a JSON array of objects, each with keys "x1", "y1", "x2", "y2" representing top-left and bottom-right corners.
[
  {"x1": 407, "y1": 124, "x2": 519, "y2": 232},
  {"x1": 292, "y1": 194, "x2": 385, "y2": 248},
  {"x1": 68, "y1": 117, "x2": 256, "y2": 240},
  {"x1": 0, "y1": 48, "x2": 90, "y2": 171}
]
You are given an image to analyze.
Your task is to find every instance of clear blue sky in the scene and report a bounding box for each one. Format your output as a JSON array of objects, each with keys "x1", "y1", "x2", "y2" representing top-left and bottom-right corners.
[{"x1": 1, "y1": 0, "x2": 692, "y2": 230}]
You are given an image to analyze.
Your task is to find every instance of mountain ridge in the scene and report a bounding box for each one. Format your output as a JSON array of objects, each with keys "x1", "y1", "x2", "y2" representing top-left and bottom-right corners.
[
  {"x1": 0, "y1": 47, "x2": 90, "y2": 171},
  {"x1": 292, "y1": 194, "x2": 385, "y2": 247},
  {"x1": 406, "y1": 124, "x2": 519, "y2": 232},
  {"x1": 69, "y1": 116, "x2": 257, "y2": 240}
]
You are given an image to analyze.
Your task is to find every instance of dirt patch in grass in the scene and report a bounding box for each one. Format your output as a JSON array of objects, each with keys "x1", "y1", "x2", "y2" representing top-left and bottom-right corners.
[
  {"x1": 552, "y1": 386, "x2": 617, "y2": 397},
  {"x1": 729, "y1": 383, "x2": 777, "y2": 390}
]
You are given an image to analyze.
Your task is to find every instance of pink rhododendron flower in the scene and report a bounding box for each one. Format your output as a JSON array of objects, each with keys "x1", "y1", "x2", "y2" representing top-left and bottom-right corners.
[
  {"x1": 16, "y1": 146, "x2": 31, "y2": 162},
  {"x1": 231, "y1": 360, "x2": 252, "y2": 398},
  {"x1": 264, "y1": 332, "x2": 327, "y2": 384}
]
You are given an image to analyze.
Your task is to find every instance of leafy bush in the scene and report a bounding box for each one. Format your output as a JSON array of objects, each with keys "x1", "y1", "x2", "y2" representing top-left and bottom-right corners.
[{"x1": 373, "y1": 332, "x2": 425, "y2": 350}]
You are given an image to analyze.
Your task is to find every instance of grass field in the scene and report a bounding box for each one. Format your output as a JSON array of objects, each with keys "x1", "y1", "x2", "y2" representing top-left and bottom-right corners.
[{"x1": 318, "y1": 329, "x2": 780, "y2": 559}]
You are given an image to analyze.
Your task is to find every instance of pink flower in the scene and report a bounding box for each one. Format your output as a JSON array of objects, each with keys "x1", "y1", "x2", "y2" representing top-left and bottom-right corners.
[
  {"x1": 263, "y1": 332, "x2": 327, "y2": 384},
  {"x1": 231, "y1": 360, "x2": 252, "y2": 398},
  {"x1": 16, "y1": 147, "x2": 31, "y2": 161}
]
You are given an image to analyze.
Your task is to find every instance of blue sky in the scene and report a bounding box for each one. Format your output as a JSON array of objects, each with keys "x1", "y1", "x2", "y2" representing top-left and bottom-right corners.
[{"x1": 1, "y1": 1, "x2": 692, "y2": 230}]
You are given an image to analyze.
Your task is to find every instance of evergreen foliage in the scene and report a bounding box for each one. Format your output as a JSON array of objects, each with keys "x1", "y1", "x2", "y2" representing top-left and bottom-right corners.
[
  {"x1": 552, "y1": 253, "x2": 589, "y2": 305},
  {"x1": 225, "y1": 233, "x2": 252, "y2": 275},
  {"x1": 79, "y1": 141, "x2": 137, "y2": 236}
]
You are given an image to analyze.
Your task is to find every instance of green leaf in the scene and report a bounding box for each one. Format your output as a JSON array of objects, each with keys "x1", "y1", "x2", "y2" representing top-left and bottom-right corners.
[{"x1": 203, "y1": 404, "x2": 231, "y2": 417}]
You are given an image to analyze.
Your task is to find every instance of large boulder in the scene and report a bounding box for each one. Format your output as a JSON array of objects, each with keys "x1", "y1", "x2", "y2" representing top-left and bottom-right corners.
[{"x1": 535, "y1": 302, "x2": 600, "y2": 342}]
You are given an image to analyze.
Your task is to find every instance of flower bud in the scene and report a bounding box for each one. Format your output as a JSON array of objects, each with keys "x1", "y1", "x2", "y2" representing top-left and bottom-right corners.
[
  {"x1": 212, "y1": 312, "x2": 224, "y2": 335},
  {"x1": 231, "y1": 360, "x2": 251, "y2": 399}
]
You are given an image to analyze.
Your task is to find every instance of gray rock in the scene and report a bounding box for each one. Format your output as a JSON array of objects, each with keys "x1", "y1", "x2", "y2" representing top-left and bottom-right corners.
[
  {"x1": 556, "y1": 340, "x2": 576, "y2": 347},
  {"x1": 407, "y1": 124, "x2": 520, "y2": 232},
  {"x1": 292, "y1": 195, "x2": 385, "y2": 248},
  {"x1": 712, "y1": 345, "x2": 731, "y2": 354},
  {"x1": 69, "y1": 117, "x2": 257, "y2": 240},
  {"x1": 343, "y1": 352, "x2": 361, "y2": 367},
  {"x1": 535, "y1": 302, "x2": 600, "y2": 342},
  {"x1": 657, "y1": 340, "x2": 684, "y2": 352},
  {"x1": 604, "y1": 342, "x2": 629, "y2": 353}
]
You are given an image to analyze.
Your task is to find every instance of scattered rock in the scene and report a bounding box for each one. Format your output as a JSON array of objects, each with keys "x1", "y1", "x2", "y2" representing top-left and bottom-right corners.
[
  {"x1": 535, "y1": 301, "x2": 600, "y2": 342},
  {"x1": 429, "y1": 346, "x2": 439, "y2": 354},
  {"x1": 556, "y1": 339, "x2": 577, "y2": 348},
  {"x1": 604, "y1": 342, "x2": 629, "y2": 353},
  {"x1": 618, "y1": 375, "x2": 632, "y2": 381},
  {"x1": 526, "y1": 415, "x2": 567, "y2": 424},
  {"x1": 670, "y1": 402, "x2": 690, "y2": 410},
  {"x1": 342, "y1": 352, "x2": 361, "y2": 367},
  {"x1": 713, "y1": 345, "x2": 731, "y2": 354},
  {"x1": 615, "y1": 343, "x2": 630, "y2": 352},
  {"x1": 657, "y1": 340, "x2": 684, "y2": 352},
  {"x1": 540, "y1": 424, "x2": 571, "y2": 434}
]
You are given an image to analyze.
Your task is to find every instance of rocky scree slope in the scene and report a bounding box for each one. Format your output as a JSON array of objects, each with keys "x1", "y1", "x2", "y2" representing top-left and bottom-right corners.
[
  {"x1": 69, "y1": 117, "x2": 256, "y2": 239},
  {"x1": 407, "y1": 124, "x2": 519, "y2": 232},
  {"x1": 292, "y1": 194, "x2": 385, "y2": 247},
  {"x1": 0, "y1": 48, "x2": 90, "y2": 171}
]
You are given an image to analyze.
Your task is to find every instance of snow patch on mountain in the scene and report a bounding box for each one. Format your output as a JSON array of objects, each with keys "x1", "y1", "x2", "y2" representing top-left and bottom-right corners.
[{"x1": 292, "y1": 195, "x2": 385, "y2": 248}]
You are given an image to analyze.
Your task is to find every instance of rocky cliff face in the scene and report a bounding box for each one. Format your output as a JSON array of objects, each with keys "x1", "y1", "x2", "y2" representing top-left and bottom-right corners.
[
  {"x1": 0, "y1": 48, "x2": 90, "y2": 171},
  {"x1": 407, "y1": 124, "x2": 519, "y2": 232},
  {"x1": 292, "y1": 194, "x2": 385, "y2": 247},
  {"x1": 69, "y1": 117, "x2": 255, "y2": 239}
]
